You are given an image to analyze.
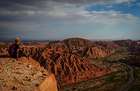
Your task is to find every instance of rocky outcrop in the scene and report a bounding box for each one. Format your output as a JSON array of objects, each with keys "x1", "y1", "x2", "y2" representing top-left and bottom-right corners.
[
  {"x1": 63, "y1": 38, "x2": 90, "y2": 49},
  {"x1": 85, "y1": 46, "x2": 115, "y2": 58},
  {"x1": 16, "y1": 44, "x2": 111, "y2": 86},
  {"x1": 0, "y1": 38, "x2": 118, "y2": 87},
  {"x1": 0, "y1": 48, "x2": 8, "y2": 57},
  {"x1": 0, "y1": 43, "x2": 9, "y2": 57},
  {"x1": 0, "y1": 57, "x2": 58, "y2": 91},
  {"x1": 38, "y1": 46, "x2": 111, "y2": 86},
  {"x1": 63, "y1": 38, "x2": 118, "y2": 58}
]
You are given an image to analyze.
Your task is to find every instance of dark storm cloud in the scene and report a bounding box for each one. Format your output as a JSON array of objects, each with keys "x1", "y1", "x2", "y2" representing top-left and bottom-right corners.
[
  {"x1": 0, "y1": 0, "x2": 134, "y2": 17},
  {"x1": 0, "y1": 0, "x2": 133, "y2": 10},
  {"x1": 0, "y1": 0, "x2": 104, "y2": 6}
]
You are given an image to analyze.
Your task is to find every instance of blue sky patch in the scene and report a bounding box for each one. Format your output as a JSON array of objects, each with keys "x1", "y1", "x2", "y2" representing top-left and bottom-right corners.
[{"x1": 86, "y1": 0, "x2": 140, "y2": 17}]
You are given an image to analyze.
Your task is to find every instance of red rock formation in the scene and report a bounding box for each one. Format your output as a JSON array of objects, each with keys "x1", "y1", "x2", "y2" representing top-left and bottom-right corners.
[
  {"x1": 39, "y1": 46, "x2": 111, "y2": 86},
  {"x1": 63, "y1": 38, "x2": 118, "y2": 58},
  {"x1": 0, "y1": 38, "x2": 118, "y2": 87},
  {"x1": 85, "y1": 46, "x2": 115, "y2": 58},
  {"x1": 63, "y1": 38, "x2": 90, "y2": 49},
  {"x1": 15, "y1": 43, "x2": 111, "y2": 86},
  {"x1": 0, "y1": 57, "x2": 58, "y2": 91}
]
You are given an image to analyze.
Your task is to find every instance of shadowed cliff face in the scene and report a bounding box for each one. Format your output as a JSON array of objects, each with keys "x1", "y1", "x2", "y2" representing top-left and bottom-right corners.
[{"x1": 63, "y1": 38, "x2": 118, "y2": 58}]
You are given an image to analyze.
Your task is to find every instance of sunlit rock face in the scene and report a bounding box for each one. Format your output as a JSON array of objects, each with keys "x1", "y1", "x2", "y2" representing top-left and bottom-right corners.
[
  {"x1": 0, "y1": 57, "x2": 58, "y2": 91},
  {"x1": 35, "y1": 39, "x2": 114, "y2": 86},
  {"x1": 85, "y1": 46, "x2": 115, "y2": 58},
  {"x1": 40, "y1": 48, "x2": 111, "y2": 86}
]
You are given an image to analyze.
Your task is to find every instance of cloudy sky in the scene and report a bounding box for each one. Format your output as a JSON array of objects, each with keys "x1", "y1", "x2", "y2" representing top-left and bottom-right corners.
[{"x1": 0, "y1": 0, "x2": 140, "y2": 40}]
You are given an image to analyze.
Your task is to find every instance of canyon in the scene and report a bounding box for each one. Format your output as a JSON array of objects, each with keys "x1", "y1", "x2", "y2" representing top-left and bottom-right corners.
[{"x1": 0, "y1": 38, "x2": 140, "y2": 91}]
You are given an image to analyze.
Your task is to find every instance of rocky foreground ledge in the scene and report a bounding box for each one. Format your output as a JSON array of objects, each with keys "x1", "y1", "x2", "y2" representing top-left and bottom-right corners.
[{"x1": 0, "y1": 57, "x2": 58, "y2": 91}]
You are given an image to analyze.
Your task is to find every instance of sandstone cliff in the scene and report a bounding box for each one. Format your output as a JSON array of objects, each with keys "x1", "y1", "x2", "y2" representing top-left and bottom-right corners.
[
  {"x1": 0, "y1": 57, "x2": 58, "y2": 91},
  {"x1": 0, "y1": 38, "x2": 119, "y2": 87},
  {"x1": 33, "y1": 44, "x2": 111, "y2": 86}
]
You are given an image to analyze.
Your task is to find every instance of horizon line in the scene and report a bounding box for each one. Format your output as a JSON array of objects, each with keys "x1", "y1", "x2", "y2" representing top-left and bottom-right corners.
[{"x1": 0, "y1": 37, "x2": 140, "y2": 42}]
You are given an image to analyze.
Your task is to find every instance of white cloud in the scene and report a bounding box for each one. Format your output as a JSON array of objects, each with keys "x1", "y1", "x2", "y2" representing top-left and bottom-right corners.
[
  {"x1": 87, "y1": 11, "x2": 139, "y2": 24},
  {"x1": 47, "y1": 0, "x2": 135, "y2": 4},
  {"x1": 41, "y1": 2, "x2": 139, "y2": 25},
  {"x1": 0, "y1": 10, "x2": 36, "y2": 16},
  {"x1": 1, "y1": 1, "x2": 139, "y2": 26},
  {"x1": 115, "y1": 0, "x2": 134, "y2": 3},
  {"x1": 0, "y1": 0, "x2": 140, "y2": 40}
]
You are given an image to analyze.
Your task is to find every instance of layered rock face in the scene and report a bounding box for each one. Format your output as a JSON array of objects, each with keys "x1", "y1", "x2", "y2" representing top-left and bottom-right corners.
[
  {"x1": 63, "y1": 38, "x2": 90, "y2": 50},
  {"x1": 14, "y1": 41, "x2": 113, "y2": 86},
  {"x1": 63, "y1": 38, "x2": 118, "y2": 58},
  {"x1": 0, "y1": 57, "x2": 58, "y2": 91},
  {"x1": 26, "y1": 41, "x2": 112, "y2": 86},
  {"x1": 0, "y1": 38, "x2": 118, "y2": 87},
  {"x1": 40, "y1": 47, "x2": 111, "y2": 86},
  {"x1": 85, "y1": 46, "x2": 115, "y2": 58}
]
